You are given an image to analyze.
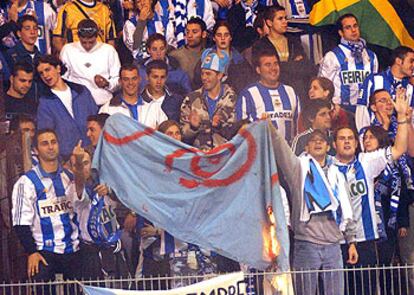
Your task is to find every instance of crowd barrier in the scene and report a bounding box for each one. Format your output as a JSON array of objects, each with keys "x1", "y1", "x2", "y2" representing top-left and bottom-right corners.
[{"x1": 1, "y1": 264, "x2": 413, "y2": 295}]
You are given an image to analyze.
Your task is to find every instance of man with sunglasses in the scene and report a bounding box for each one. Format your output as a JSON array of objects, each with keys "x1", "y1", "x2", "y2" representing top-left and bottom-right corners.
[
  {"x1": 60, "y1": 19, "x2": 120, "y2": 106},
  {"x1": 53, "y1": 0, "x2": 116, "y2": 54}
]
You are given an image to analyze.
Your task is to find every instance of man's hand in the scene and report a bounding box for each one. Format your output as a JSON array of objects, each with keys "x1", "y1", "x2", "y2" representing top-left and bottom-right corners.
[
  {"x1": 393, "y1": 87, "x2": 409, "y2": 116},
  {"x1": 215, "y1": 0, "x2": 231, "y2": 8},
  {"x1": 212, "y1": 114, "x2": 221, "y2": 127},
  {"x1": 71, "y1": 140, "x2": 85, "y2": 167},
  {"x1": 94, "y1": 75, "x2": 110, "y2": 89},
  {"x1": 123, "y1": 213, "x2": 137, "y2": 233},
  {"x1": 189, "y1": 111, "x2": 201, "y2": 129},
  {"x1": 27, "y1": 252, "x2": 48, "y2": 278},
  {"x1": 94, "y1": 184, "x2": 109, "y2": 196},
  {"x1": 399, "y1": 227, "x2": 408, "y2": 238},
  {"x1": 8, "y1": 1, "x2": 19, "y2": 22},
  {"x1": 140, "y1": 224, "x2": 160, "y2": 238},
  {"x1": 347, "y1": 243, "x2": 358, "y2": 265}
]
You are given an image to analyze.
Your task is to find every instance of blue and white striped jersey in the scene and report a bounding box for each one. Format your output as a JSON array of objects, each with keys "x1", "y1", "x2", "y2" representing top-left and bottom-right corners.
[
  {"x1": 319, "y1": 43, "x2": 378, "y2": 110},
  {"x1": 335, "y1": 147, "x2": 393, "y2": 243},
  {"x1": 12, "y1": 165, "x2": 86, "y2": 254},
  {"x1": 355, "y1": 68, "x2": 414, "y2": 131},
  {"x1": 1, "y1": 1, "x2": 56, "y2": 54},
  {"x1": 236, "y1": 82, "x2": 300, "y2": 143}
]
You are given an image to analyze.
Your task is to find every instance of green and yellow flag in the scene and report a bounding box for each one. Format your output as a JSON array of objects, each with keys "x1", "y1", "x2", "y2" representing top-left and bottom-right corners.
[{"x1": 309, "y1": 0, "x2": 414, "y2": 49}]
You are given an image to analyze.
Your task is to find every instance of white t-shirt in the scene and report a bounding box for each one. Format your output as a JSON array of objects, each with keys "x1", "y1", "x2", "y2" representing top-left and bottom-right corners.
[{"x1": 52, "y1": 86, "x2": 74, "y2": 118}]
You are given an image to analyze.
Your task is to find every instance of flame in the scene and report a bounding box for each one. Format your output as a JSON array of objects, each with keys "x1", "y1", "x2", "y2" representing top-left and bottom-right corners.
[{"x1": 264, "y1": 206, "x2": 280, "y2": 260}]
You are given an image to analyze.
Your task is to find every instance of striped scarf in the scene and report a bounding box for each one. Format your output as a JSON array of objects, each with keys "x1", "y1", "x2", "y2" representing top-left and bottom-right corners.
[
  {"x1": 240, "y1": 0, "x2": 258, "y2": 27},
  {"x1": 173, "y1": 0, "x2": 187, "y2": 48}
]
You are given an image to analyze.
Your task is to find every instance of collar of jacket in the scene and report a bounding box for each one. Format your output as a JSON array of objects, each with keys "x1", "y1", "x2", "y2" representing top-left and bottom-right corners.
[{"x1": 41, "y1": 80, "x2": 84, "y2": 99}]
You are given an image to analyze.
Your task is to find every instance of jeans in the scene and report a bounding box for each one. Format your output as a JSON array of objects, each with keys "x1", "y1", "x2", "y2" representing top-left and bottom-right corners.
[{"x1": 293, "y1": 240, "x2": 344, "y2": 295}]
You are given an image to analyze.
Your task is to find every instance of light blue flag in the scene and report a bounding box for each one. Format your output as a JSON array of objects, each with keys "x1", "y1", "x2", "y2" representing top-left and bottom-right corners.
[{"x1": 92, "y1": 114, "x2": 290, "y2": 271}]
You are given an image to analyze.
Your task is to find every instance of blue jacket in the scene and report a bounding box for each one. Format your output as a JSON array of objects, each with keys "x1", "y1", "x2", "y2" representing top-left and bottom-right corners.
[
  {"x1": 139, "y1": 57, "x2": 192, "y2": 97},
  {"x1": 37, "y1": 81, "x2": 98, "y2": 158}
]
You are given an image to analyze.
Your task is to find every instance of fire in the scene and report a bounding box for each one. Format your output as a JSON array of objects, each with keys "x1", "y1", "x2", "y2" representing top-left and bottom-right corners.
[{"x1": 264, "y1": 206, "x2": 280, "y2": 260}]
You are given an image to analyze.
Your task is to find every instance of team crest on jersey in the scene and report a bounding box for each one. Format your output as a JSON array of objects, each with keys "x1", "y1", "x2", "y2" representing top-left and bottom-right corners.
[
  {"x1": 340, "y1": 70, "x2": 370, "y2": 85},
  {"x1": 38, "y1": 197, "x2": 73, "y2": 218},
  {"x1": 37, "y1": 25, "x2": 45, "y2": 40}
]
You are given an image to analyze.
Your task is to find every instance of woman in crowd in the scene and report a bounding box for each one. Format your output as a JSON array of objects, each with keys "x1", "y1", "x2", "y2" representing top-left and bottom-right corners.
[
  {"x1": 193, "y1": 20, "x2": 254, "y2": 93},
  {"x1": 298, "y1": 77, "x2": 355, "y2": 132}
]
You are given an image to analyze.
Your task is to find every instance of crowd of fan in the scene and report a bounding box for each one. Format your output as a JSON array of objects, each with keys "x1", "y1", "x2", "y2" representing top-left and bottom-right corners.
[{"x1": 1, "y1": 0, "x2": 414, "y2": 294}]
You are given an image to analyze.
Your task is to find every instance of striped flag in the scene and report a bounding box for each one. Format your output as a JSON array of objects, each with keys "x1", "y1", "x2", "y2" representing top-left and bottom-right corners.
[{"x1": 309, "y1": 0, "x2": 414, "y2": 49}]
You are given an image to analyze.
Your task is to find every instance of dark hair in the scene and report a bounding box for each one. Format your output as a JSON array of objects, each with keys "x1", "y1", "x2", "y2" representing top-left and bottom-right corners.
[
  {"x1": 309, "y1": 77, "x2": 335, "y2": 102},
  {"x1": 252, "y1": 48, "x2": 279, "y2": 68},
  {"x1": 304, "y1": 100, "x2": 332, "y2": 125},
  {"x1": 368, "y1": 89, "x2": 389, "y2": 107},
  {"x1": 146, "y1": 59, "x2": 169, "y2": 76},
  {"x1": 212, "y1": 20, "x2": 232, "y2": 37},
  {"x1": 333, "y1": 125, "x2": 359, "y2": 142},
  {"x1": 33, "y1": 128, "x2": 58, "y2": 148},
  {"x1": 17, "y1": 14, "x2": 38, "y2": 31},
  {"x1": 36, "y1": 54, "x2": 61, "y2": 69},
  {"x1": 77, "y1": 19, "x2": 99, "y2": 38},
  {"x1": 363, "y1": 126, "x2": 390, "y2": 150},
  {"x1": 263, "y1": 5, "x2": 286, "y2": 23},
  {"x1": 158, "y1": 120, "x2": 181, "y2": 134},
  {"x1": 10, "y1": 114, "x2": 36, "y2": 132},
  {"x1": 119, "y1": 63, "x2": 139, "y2": 77},
  {"x1": 146, "y1": 33, "x2": 167, "y2": 50},
  {"x1": 390, "y1": 46, "x2": 414, "y2": 65},
  {"x1": 12, "y1": 61, "x2": 34, "y2": 76},
  {"x1": 87, "y1": 114, "x2": 110, "y2": 129},
  {"x1": 187, "y1": 17, "x2": 207, "y2": 32},
  {"x1": 306, "y1": 129, "x2": 329, "y2": 145},
  {"x1": 253, "y1": 11, "x2": 267, "y2": 33},
  {"x1": 336, "y1": 13, "x2": 358, "y2": 31}
]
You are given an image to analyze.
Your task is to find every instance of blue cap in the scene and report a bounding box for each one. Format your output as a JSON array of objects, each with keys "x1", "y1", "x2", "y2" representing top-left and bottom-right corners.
[{"x1": 201, "y1": 48, "x2": 229, "y2": 74}]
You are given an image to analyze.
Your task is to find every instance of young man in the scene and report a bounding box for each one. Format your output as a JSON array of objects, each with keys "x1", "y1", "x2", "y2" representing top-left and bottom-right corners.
[
  {"x1": 11, "y1": 129, "x2": 87, "y2": 289},
  {"x1": 291, "y1": 99, "x2": 333, "y2": 156},
  {"x1": 138, "y1": 33, "x2": 191, "y2": 97},
  {"x1": 52, "y1": 0, "x2": 117, "y2": 54},
  {"x1": 60, "y1": 19, "x2": 121, "y2": 106},
  {"x1": 169, "y1": 17, "x2": 207, "y2": 82},
  {"x1": 36, "y1": 55, "x2": 98, "y2": 160},
  {"x1": 5, "y1": 15, "x2": 40, "y2": 71},
  {"x1": 180, "y1": 48, "x2": 237, "y2": 150},
  {"x1": 0, "y1": 0, "x2": 56, "y2": 54},
  {"x1": 356, "y1": 46, "x2": 414, "y2": 131},
  {"x1": 237, "y1": 48, "x2": 300, "y2": 143},
  {"x1": 141, "y1": 60, "x2": 183, "y2": 122},
  {"x1": 100, "y1": 63, "x2": 168, "y2": 129},
  {"x1": 270, "y1": 126, "x2": 356, "y2": 295},
  {"x1": 5, "y1": 61, "x2": 36, "y2": 120},
  {"x1": 333, "y1": 88, "x2": 410, "y2": 295},
  {"x1": 86, "y1": 113, "x2": 110, "y2": 151},
  {"x1": 319, "y1": 13, "x2": 378, "y2": 113}
]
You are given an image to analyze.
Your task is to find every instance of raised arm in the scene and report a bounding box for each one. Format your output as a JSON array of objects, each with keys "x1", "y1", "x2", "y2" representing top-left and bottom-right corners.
[{"x1": 391, "y1": 88, "x2": 409, "y2": 160}]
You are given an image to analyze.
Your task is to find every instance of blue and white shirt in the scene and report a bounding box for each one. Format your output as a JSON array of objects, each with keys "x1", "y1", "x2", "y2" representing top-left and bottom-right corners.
[
  {"x1": 237, "y1": 82, "x2": 300, "y2": 143},
  {"x1": 355, "y1": 68, "x2": 414, "y2": 131},
  {"x1": 319, "y1": 43, "x2": 378, "y2": 111},
  {"x1": 12, "y1": 165, "x2": 86, "y2": 254},
  {"x1": 1, "y1": 1, "x2": 56, "y2": 54},
  {"x1": 335, "y1": 147, "x2": 393, "y2": 243}
]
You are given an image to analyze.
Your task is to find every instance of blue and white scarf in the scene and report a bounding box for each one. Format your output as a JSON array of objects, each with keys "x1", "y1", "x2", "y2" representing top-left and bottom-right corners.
[
  {"x1": 240, "y1": 0, "x2": 258, "y2": 27},
  {"x1": 173, "y1": 0, "x2": 205, "y2": 48},
  {"x1": 340, "y1": 37, "x2": 366, "y2": 64}
]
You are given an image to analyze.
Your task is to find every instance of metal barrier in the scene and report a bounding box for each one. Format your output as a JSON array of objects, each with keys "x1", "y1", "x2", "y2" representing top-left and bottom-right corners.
[{"x1": 1, "y1": 264, "x2": 413, "y2": 295}]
